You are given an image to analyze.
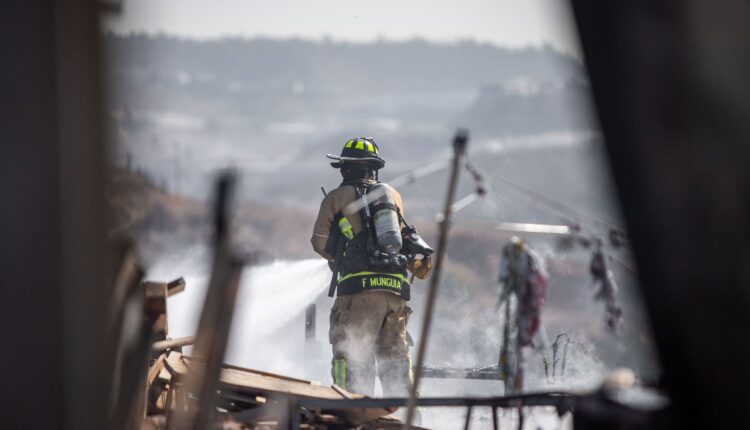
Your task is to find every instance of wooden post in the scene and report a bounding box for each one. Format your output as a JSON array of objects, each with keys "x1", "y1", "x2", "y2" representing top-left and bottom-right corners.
[{"x1": 404, "y1": 130, "x2": 469, "y2": 429}]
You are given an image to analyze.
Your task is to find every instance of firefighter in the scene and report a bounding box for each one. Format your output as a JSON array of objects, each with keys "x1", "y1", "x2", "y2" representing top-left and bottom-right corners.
[
  {"x1": 498, "y1": 236, "x2": 547, "y2": 348},
  {"x1": 311, "y1": 137, "x2": 432, "y2": 396},
  {"x1": 498, "y1": 236, "x2": 548, "y2": 394}
]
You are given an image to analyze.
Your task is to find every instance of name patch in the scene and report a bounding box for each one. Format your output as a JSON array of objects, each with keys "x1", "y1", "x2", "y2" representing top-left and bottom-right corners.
[{"x1": 363, "y1": 276, "x2": 402, "y2": 291}]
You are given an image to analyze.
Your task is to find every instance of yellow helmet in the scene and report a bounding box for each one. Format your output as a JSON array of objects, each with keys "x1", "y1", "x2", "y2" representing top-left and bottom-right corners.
[{"x1": 326, "y1": 137, "x2": 385, "y2": 169}]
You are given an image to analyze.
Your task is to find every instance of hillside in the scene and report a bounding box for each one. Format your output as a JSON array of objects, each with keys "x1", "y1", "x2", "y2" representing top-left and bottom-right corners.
[
  {"x1": 104, "y1": 35, "x2": 596, "y2": 209},
  {"x1": 108, "y1": 167, "x2": 317, "y2": 262}
]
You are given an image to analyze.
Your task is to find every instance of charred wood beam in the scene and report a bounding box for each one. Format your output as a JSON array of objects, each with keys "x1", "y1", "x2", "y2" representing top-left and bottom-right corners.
[
  {"x1": 108, "y1": 241, "x2": 145, "y2": 338},
  {"x1": 169, "y1": 173, "x2": 252, "y2": 430},
  {"x1": 144, "y1": 281, "x2": 170, "y2": 339},
  {"x1": 167, "y1": 277, "x2": 186, "y2": 297},
  {"x1": 298, "y1": 391, "x2": 665, "y2": 429},
  {"x1": 108, "y1": 290, "x2": 159, "y2": 430},
  {"x1": 420, "y1": 365, "x2": 504, "y2": 380},
  {"x1": 297, "y1": 392, "x2": 572, "y2": 410},
  {"x1": 106, "y1": 241, "x2": 146, "y2": 428}
]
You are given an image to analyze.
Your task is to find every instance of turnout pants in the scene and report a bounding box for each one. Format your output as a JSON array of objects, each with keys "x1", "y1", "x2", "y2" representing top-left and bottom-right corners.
[{"x1": 329, "y1": 290, "x2": 413, "y2": 396}]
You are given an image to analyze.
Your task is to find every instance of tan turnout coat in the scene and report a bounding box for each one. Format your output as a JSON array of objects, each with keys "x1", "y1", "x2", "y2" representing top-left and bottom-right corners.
[{"x1": 311, "y1": 180, "x2": 404, "y2": 261}]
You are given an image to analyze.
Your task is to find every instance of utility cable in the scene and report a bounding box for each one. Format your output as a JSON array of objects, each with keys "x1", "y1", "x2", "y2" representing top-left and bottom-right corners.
[
  {"x1": 487, "y1": 174, "x2": 624, "y2": 232},
  {"x1": 484, "y1": 176, "x2": 579, "y2": 227},
  {"x1": 608, "y1": 254, "x2": 638, "y2": 276},
  {"x1": 389, "y1": 159, "x2": 450, "y2": 189}
]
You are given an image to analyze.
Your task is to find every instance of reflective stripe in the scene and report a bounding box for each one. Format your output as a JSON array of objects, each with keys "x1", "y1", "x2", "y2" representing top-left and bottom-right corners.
[
  {"x1": 408, "y1": 357, "x2": 414, "y2": 384},
  {"x1": 338, "y1": 217, "x2": 354, "y2": 240},
  {"x1": 343, "y1": 138, "x2": 378, "y2": 154},
  {"x1": 337, "y1": 271, "x2": 412, "y2": 299},
  {"x1": 338, "y1": 271, "x2": 410, "y2": 284},
  {"x1": 333, "y1": 359, "x2": 347, "y2": 388}
]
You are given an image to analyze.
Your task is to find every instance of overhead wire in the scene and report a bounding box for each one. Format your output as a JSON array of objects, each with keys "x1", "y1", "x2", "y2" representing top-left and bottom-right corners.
[
  {"x1": 608, "y1": 254, "x2": 638, "y2": 276},
  {"x1": 487, "y1": 174, "x2": 624, "y2": 233},
  {"x1": 390, "y1": 158, "x2": 625, "y2": 242},
  {"x1": 392, "y1": 157, "x2": 595, "y2": 241},
  {"x1": 382, "y1": 155, "x2": 638, "y2": 280},
  {"x1": 343, "y1": 158, "x2": 451, "y2": 215},
  {"x1": 450, "y1": 192, "x2": 481, "y2": 215},
  {"x1": 481, "y1": 176, "x2": 635, "y2": 277},
  {"x1": 388, "y1": 159, "x2": 450, "y2": 189},
  {"x1": 456, "y1": 170, "x2": 579, "y2": 229}
]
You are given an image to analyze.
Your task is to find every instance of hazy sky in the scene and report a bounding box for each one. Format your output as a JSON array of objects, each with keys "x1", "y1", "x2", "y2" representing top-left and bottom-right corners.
[{"x1": 104, "y1": 0, "x2": 581, "y2": 54}]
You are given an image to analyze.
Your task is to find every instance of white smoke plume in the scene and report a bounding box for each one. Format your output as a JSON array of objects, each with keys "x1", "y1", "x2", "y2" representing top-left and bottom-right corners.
[
  {"x1": 147, "y1": 250, "x2": 332, "y2": 381},
  {"x1": 147, "y1": 248, "x2": 614, "y2": 429}
]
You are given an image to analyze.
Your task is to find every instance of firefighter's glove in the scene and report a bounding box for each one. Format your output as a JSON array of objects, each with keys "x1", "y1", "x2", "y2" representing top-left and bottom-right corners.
[{"x1": 408, "y1": 256, "x2": 432, "y2": 280}]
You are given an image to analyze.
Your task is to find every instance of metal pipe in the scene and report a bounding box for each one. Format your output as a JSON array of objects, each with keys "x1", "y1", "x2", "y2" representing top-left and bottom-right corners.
[
  {"x1": 152, "y1": 336, "x2": 196, "y2": 352},
  {"x1": 297, "y1": 391, "x2": 573, "y2": 410},
  {"x1": 403, "y1": 130, "x2": 469, "y2": 429}
]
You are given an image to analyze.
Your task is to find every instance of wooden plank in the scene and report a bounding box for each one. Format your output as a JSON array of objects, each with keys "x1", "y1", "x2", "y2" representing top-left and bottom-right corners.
[
  {"x1": 185, "y1": 358, "x2": 344, "y2": 400},
  {"x1": 147, "y1": 354, "x2": 166, "y2": 388},
  {"x1": 209, "y1": 363, "x2": 397, "y2": 425},
  {"x1": 167, "y1": 277, "x2": 186, "y2": 297},
  {"x1": 335, "y1": 405, "x2": 399, "y2": 426},
  {"x1": 144, "y1": 281, "x2": 167, "y2": 303},
  {"x1": 221, "y1": 367, "x2": 342, "y2": 399},
  {"x1": 164, "y1": 351, "x2": 190, "y2": 377},
  {"x1": 166, "y1": 352, "x2": 396, "y2": 425},
  {"x1": 221, "y1": 361, "x2": 321, "y2": 385},
  {"x1": 158, "y1": 367, "x2": 172, "y2": 383},
  {"x1": 144, "y1": 281, "x2": 168, "y2": 336},
  {"x1": 331, "y1": 384, "x2": 355, "y2": 399}
]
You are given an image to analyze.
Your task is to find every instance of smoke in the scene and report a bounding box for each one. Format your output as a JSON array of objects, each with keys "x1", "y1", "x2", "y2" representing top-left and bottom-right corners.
[
  {"x1": 225, "y1": 258, "x2": 331, "y2": 379},
  {"x1": 229, "y1": 259, "x2": 330, "y2": 341},
  {"x1": 419, "y1": 406, "x2": 572, "y2": 430},
  {"x1": 146, "y1": 248, "x2": 618, "y2": 429},
  {"x1": 147, "y1": 249, "x2": 332, "y2": 381}
]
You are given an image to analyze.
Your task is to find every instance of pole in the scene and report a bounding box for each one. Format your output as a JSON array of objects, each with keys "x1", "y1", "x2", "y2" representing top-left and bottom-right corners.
[
  {"x1": 500, "y1": 296, "x2": 513, "y2": 391},
  {"x1": 403, "y1": 130, "x2": 469, "y2": 429},
  {"x1": 152, "y1": 336, "x2": 196, "y2": 353},
  {"x1": 168, "y1": 173, "x2": 250, "y2": 430}
]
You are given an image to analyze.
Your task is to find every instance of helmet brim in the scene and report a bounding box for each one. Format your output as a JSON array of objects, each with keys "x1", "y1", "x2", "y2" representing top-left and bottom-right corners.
[{"x1": 326, "y1": 154, "x2": 385, "y2": 169}]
